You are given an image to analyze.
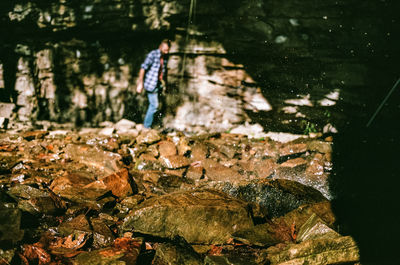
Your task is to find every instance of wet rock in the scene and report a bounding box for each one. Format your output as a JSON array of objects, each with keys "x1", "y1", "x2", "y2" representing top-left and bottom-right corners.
[
  {"x1": 0, "y1": 204, "x2": 24, "y2": 247},
  {"x1": 177, "y1": 137, "x2": 191, "y2": 156},
  {"x1": 232, "y1": 223, "x2": 281, "y2": 247},
  {"x1": 91, "y1": 218, "x2": 115, "y2": 249},
  {"x1": 59, "y1": 215, "x2": 91, "y2": 236},
  {"x1": 278, "y1": 142, "x2": 307, "y2": 157},
  {"x1": 7, "y1": 184, "x2": 49, "y2": 200},
  {"x1": 0, "y1": 154, "x2": 20, "y2": 174},
  {"x1": 274, "y1": 154, "x2": 331, "y2": 200},
  {"x1": 50, "y1": 172, "x2": 114, "y2": 210},
  {"x1": 22, "y1": 130, "x2": 48, "y2": 141},
  {"x1": 222, "y1": 179, "x2": 327, "y2": 218},
  {"x1": 280, "y1": 157, "x2": 307, "y2": 168},
  {"x1": 262, "y1": 236, "x2": 360, "y2": 265},
  {"x1": 186, "y1": 165, "x2": 204, "y2": 181},
  {"x1": 152, "y1": 241, "x2": 203, "y2": 265},
  {"x1": 158, "y1": 140, "x2": 177, "y2": 157},
  {"x1": 296, "y1": 213, "x2": 339, "y2": 243},
  {"x1": 159, "y1": 155, "x2": 190, "y2": 169},
  {"x1": 157, "y1": 173, "x2": 194, "y2": 193},
  {"x1": 203, "y1": 159, "x2": 243, "y2": 182},
  {"x1": 253, "y1": 158, "x2": 276, "y2": 178},
  {"x1": 190, "y1": 143, "x2": 209, "y2": 161},
  {"x1": 73, "y1": 245, "x2": 140, "y2": 265},
  {"x1": 136, "y1": 129, "x2": 161, "y2": 145},
  {"x1": 63, "y1": 144, "x2": 122, "y2": 175},
  {"x1": 204, "y1": 254, "x2": 259, "y2": 265},
  {"x1": 273, "y1": 201, "x2": 335, "y2": 231},
  {"x1": 307, "y1": 140, "x2": 332, "y2": 154},
  {"x1": 86, "y1": 168, "x2": 134, "y2": 198},
  {"x1": 122, "y1": 190, "x2": 254, "y2": 244},
  {"x1": 18, "y1": 196, "x2": 59, "y2": 215}
]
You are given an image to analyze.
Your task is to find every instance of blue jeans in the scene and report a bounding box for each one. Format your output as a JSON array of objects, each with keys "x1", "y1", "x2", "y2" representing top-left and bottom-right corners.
[{"x1": 144, "y1": 85, "x2": 160, "y2": 128}]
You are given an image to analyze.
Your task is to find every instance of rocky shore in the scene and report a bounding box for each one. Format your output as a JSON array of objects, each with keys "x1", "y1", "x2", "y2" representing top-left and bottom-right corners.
[{"x1": 0, "y1": 122, "x2": 359, "y2": 264}]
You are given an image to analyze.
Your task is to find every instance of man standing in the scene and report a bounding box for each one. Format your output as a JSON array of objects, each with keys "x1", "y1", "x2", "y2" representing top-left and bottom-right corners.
[{"x1": 136, "y1": 39, "x2": 170, "y2": 129}]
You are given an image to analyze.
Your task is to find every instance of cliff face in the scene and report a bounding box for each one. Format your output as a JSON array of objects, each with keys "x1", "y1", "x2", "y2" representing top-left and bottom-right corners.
[{"x1": 0, "y1": 0, "x2": 399, "y2": 132}]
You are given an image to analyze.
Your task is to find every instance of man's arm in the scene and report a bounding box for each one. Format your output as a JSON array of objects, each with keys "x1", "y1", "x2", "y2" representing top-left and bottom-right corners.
[{"x1": 136, "y1": 68, "x2": 145, "y2": 93}]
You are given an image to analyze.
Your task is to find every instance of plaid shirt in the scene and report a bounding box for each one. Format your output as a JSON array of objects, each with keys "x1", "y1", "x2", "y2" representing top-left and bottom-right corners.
[{"x1": 141, "y1": 49, "x2": 168, "y2": 92}]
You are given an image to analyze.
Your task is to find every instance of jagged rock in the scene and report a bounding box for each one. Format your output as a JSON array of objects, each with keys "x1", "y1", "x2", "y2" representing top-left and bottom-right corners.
[
  {"x1": 280, "y1": 157, "x2": 307, "y2": 168},
  {"x1": 232, "y1": 223, "x2": 281, "y2": 247},
  {"x1": 296, "y1": 213, "x2": 339, "y2": 243},
  {"x1": 278, "y1": 142, "x2": 308, "y2": 157},
  {"x1": 158, "y1": 140, "x2": 177, "y2": 157},
  {"x1": 72, "y1": 244, "x2": 140, "y2": 265},
  {"x1": 91, "y1": 218, "x2": 115, "y2": 249},
  {"x1": 152, "y1": 241, "x2": 203, "y2": 265},
  {"x1": 221, "y1": 179, "x2": 327, "y2": 218},
  {"x1": 0, "y1": 153, "x2": 20, "y2": 174},
  {"x1": 261, "y1": 236, "x2": 360, "y2": 265},
  {"x1": 307, "y1": 140, "x2": 332, "y2": 154},
  {"x1": 202, "y1": 159, "x2": 243, "y2": 182},
  {"x1": 63, "y1": 144, "x2": 122, "y2": 175},
  {"x1": 122, "y1": 189, "x2": 254, "y2": 244},
  {"x1": 59, "y1": 215, "x2": 91, "y2": 236},
  {"x1": 190, "y1": 143, "x2": 209, "y2": 161},
  {"x1": 136, "y1": 130, "x2": 161, "y2": 145},
  {"x1": 50, "y1": 172, "x2": 114, "y2": 210},
  {"x1": 85, "y1": 168, "x2": 134, "y2": 198},
  {"x1": 204, "y1": 254, "x2": 259, "y2": 265},
  {"x1": 22, "y1": 130, "x2": 48, "y2": 141},
  {"x1": 159, "y1": 155, "x2": 190, "y2": 169}
]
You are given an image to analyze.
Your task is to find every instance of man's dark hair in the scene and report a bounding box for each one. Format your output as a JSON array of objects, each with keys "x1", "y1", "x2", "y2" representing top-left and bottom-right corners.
[{"x1": 160, "y1": 39, "x2": 171, "y2": 47}]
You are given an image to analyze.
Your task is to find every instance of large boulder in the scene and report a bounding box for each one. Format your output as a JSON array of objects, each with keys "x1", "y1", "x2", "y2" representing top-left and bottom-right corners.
[
  {"x1": 122, "y1": 189, "x2": 254, "y2": 244},
  {"x1": 221, "y1": 179, "x2": 327, "y2": 218},
  {"x1": 261, "y1": 236, "x2": 360, "y2": 265}
]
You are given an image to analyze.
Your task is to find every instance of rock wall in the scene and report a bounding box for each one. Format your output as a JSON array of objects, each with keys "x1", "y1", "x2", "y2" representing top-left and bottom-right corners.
[{"x1": 0, "y1": 0, "x2": 399, "y2": 132}]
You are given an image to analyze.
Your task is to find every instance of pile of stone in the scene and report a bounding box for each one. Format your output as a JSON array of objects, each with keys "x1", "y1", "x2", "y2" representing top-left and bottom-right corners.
[{"x1": 0, "y1": 128, "x2": 359, "y2": 264}]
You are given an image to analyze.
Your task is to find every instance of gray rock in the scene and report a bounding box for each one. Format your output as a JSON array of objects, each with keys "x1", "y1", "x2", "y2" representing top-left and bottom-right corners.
[{"x1": 0, "y1": 103, "x2": 15, "y2": 119}]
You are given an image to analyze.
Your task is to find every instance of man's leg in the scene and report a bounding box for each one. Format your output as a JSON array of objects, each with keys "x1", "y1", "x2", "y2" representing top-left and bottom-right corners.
[{"x1": 144, "y1": 91, "x2": 159, "y2": 128}]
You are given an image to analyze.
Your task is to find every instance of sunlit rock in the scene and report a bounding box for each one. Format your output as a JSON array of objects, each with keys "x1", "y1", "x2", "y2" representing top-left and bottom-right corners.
[
  {"x1": 122, "y1": 189, "x2": 254, "y2": 244},
  {"x1": 262, "y1": 236, "x2": 359, "y2": 265},
  {"x1": 296, "y1": 213, "x2": 339, "y2": 243}
]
